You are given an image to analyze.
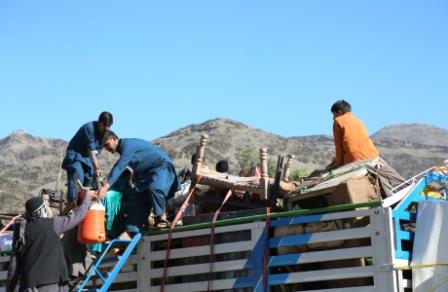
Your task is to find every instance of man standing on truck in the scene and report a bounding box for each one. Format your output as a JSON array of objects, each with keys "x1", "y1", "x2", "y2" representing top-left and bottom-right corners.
[
  {"x1": 6, "y1": 190, "x2": 95, "y2": 292},
  {"x1": 62, "y1": 111, "x2": 113, "y2": 201},
  {"x1": 97, "y1": 130, "x2": 179, "y2": 235}
]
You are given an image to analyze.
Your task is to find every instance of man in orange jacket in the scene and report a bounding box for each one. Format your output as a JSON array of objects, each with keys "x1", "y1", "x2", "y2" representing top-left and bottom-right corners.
[
  {"x1": 330, "y1": 100, "x2": 379, "y2": 169},
  {"x1": 328, "y1": 100, "x2": 405, "y2": 190}
]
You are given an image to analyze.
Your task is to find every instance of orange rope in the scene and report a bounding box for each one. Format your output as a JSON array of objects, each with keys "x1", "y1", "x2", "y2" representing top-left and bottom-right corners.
[
  {"x1": 160, "y1": 176, "x2": 202, "y2": 292},
  {"x1": 207, "y1": 189, "x2": 233, "y2": 291}
]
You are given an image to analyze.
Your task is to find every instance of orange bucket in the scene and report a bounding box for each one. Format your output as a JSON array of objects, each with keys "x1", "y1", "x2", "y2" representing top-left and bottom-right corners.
[{"x1": 78, "y1": 202, "x2": 106, "y2": 244}]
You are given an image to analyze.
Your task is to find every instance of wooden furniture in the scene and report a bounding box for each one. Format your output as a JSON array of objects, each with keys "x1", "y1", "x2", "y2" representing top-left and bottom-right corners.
[
  {"x1": 282, "y1": 154, "x2": 296, "y2": 181},
  {"x1": 192, "y1": 134, "x2": 271, "y2": 200}
]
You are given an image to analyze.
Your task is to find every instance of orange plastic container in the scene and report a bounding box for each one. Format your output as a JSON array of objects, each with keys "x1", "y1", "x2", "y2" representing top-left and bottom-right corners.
[{"x1": 78, "y1": 202, "x2": 106, "y2": 244}]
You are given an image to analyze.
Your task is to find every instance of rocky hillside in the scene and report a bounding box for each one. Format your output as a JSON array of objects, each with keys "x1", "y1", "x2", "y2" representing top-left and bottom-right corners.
[
  {"x1": 155, "y1": 119, "x2": 448, "y2": 180},
  {"x1": 0, "y1": 130, "x2": 118, "y2": 213},
  {"x1": 1, "y1": 120, "x2": 447, "y2": 213},
  {"x1": 373, "y1": 124, "x2": 448, "y2": 147}
]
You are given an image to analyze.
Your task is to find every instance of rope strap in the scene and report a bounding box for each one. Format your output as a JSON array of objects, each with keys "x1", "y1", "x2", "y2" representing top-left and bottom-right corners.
[
  {"x1": 160, "y1": 176, "x2": 202, "y2": 292},
  {"x1": 207, "y1": 189, "x2": 233, "y2": 291}
]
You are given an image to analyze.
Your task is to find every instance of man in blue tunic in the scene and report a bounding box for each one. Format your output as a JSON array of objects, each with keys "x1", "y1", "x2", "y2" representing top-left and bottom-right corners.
[
  {"x1": 62, "y1": 112, "x2": 113, "y2": 201},
  {"x1": 97, "y1": 130, "x2": 178, "y2": 233}
]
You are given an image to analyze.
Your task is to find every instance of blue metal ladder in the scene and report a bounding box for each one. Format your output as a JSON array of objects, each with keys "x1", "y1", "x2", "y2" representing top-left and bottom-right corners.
[{"x1": 77, "y1": 233, "x2": 142, "y2": 292}]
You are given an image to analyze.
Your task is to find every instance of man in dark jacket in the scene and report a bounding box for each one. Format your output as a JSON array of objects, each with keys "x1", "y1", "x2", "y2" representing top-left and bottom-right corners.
[
  {"x1": 97, "y1": 130, "x2": 178, "y2": 234},
  {"x1": 6, "y1": 191, "x2": 94, "y2": 292},
  {"x1": 62, "y1": 111, "x2": 113, "y2": 201}
]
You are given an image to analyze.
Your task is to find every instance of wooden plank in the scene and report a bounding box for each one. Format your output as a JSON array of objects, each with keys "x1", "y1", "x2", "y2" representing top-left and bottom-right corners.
[
  {"x1": 269, "y1": 246, "x2": 372, "y2": 267},
  {"x1": 107, "y1": 271, "x2": 137, "y2": 282},
  {"x1": 151, "y1": 277, "x2": 254, "y2": 292},
  {"x1": 271, "y1": 208, "x2": 374, "y2": 227},
  {"x1": 150, "y1": 259, "x2": 251, "y2": 278},
  {"x1": 83, "y1": 271, "x2": 137, "y2": 286},
  {"x1": 138, "y1": 236, "x2": 151, "y2": 291},
  {"x1": 99, "y1": 255, "x2": 138, "y2": 269},
  {"x1": 0, "y1": 256, "x2": 10, "y2": 263},
  {"x1": 147, "y1": 222, "x2": 260, "y2": 241},
  {"x1": 269, "y1": 266, "x2": 375, "y2": 285},
  {"x1": 269, "y1": 227, "x2": 371, "y2": 248},
  {"x1": 370, "y1": 208, "x2": 398, "y2": 292},
  {"x1": 0, "y1": 270, "x2": 7, "y2": 281},
  {"x1": 149, "y1": 241, "x2": 255, "y2": 261}
]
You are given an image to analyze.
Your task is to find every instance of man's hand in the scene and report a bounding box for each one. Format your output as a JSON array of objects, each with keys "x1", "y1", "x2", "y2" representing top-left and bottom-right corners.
[
  {"x1": 94, "y1": 168, "x2": 102, "y2": 178},
  {"x1": 97, "y1": 183, "x2": 110, "y2": 200},
  {"x1": 85, "y1": 189, "x2": 98, "y2": 199},
  {"x1": 78, "y1": 188, "x2": 97, "y2": 202}
]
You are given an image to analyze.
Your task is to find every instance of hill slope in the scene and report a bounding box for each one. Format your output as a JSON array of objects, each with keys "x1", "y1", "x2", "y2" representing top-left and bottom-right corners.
[
  {"x1": 373, "y1": 123, "x2": 448, "y2": 146},
  {"x1": 1, "y1": 120, "x2": 447, "y2": 213}
]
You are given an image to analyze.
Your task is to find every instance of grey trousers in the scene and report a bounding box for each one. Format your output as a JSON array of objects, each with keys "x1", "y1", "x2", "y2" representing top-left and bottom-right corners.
[{"x1": 20, "y1": 284, "x2": 69, "y2": 292}]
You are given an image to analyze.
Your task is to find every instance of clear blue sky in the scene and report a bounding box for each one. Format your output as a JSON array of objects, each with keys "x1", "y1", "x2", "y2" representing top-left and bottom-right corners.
[{"x1": 1, "y1": 1, "x2": 447, "y2": 141}]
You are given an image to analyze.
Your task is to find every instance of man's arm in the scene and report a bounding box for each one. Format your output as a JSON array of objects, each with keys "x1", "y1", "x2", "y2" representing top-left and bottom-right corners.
[
  {"x1": 84, "y1": 123, "x2": 102, "y2": 177},
  {"x1": 98, "y1": 146, "x2": 135, "y2": 199},
  {"x1": 52, "y1": 193, "x2": 92, "y2": 236},
  {"x1": 107, "y1": 146, "x2": 135, "y2": 187},
  {"x1": 332, "y1": 121, "x2": 344, "y2": 168},
  {"x1": 89, "y1": 150, "x2": 102, "y2": 178}
]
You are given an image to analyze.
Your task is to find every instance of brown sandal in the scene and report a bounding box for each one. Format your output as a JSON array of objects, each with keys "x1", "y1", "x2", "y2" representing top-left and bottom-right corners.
[
  {"x1": 154, "y1": 216, "x2": 171, "y2": 228},
  {"x1": 148, "y1": 213, "x2": 171, "y2": 228}
]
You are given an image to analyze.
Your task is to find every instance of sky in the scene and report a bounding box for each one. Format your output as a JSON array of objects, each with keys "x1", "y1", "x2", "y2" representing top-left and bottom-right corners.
[{"x1": 0, "y1": 1, "x2": 447, "y2": 141}]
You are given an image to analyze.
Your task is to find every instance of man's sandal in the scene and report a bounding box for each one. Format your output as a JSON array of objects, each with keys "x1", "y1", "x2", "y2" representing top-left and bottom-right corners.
[{"x1": 154, "y1": 216, "x2": 171, "y2": 228}]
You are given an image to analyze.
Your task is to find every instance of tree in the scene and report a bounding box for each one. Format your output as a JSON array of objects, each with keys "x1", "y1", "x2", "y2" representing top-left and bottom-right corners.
[
  {"x1": 236, "y1": 147, "x2": 291, "y2": 178},
  {"x1": 235, "y1": 146, "x2": 259, "y2": 170},
  {"x1": 288, "y1": 167, "x2": 309, "y2": 181}
]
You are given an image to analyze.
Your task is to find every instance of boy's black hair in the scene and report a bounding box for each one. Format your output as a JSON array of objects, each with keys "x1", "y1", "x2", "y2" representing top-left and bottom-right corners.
[
  {"x1": 102, "y1": 130, "x2": 119, "y2": 144},
  {"x1": 330, "y1": 100, "x2": 351, "y2": 114},
  {"x1": 215, "y1": 160, "x2": 229, "y2": 173},
  {"x1": 98, "y1": 111, "x2": 113, "y2": 127}
]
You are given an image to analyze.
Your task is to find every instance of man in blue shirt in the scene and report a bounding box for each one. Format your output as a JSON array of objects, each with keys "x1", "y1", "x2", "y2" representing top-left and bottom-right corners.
[
  {"x1": 62, "y1": 112, "x2": 113, "y2": 201},
  {"x1": 97, "y1": 130, "x2": 178, "y2": 233}
]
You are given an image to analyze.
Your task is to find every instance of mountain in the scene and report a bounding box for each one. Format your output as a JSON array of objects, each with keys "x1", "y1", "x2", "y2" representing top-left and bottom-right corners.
[
  {"x1": 153, "y1": 118, "x2": 333, "y2": 172},
  {"x1": 372, "y1": 124, "x2": 448, "y2": 146},
  {"x1": 0, "y1": 130, "x2": 118, "y2": 213},
  {"x1": 1, "y1": 120, "x2": 447, "y2": 213}
]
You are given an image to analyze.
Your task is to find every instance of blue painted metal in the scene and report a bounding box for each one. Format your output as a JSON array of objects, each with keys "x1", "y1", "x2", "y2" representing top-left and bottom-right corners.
[
  {"x1": 232, "y1": 227, "x2": 266, "y2": 291},
  {"x1": 269, "y1": 233, "x2": 313, "y2": 248},
  {"x1": 268, "y1": 253, "x2": 302, "y2": 268},
  {"x1": 392, "y1": 171, "x2": 447, "y2": 261},
  {"x1": 270, "y1": 214, "x2": 324, "y2": 228},
  {"x1": 77, "y1": 232, "x2": 141, "y2": 292},
  {"x1": 268, "y1": 272, "x2": 293, "y2": 286}
]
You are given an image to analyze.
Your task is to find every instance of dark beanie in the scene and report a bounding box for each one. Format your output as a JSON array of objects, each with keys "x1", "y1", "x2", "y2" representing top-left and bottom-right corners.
[
  {"x1": 25, "y1": 197, "x2": 45, "y2": 214},
  {"x1": 215, "y1": 160, "x2": 229, "y2": 173}
]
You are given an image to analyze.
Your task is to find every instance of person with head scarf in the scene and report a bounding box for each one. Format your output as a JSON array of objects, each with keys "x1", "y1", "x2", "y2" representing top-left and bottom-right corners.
[{"x1": 6, "y1": 190, "x2": 94, "y2": 292}]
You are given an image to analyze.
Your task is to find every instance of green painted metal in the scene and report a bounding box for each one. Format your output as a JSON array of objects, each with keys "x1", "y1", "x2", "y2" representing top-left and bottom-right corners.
[{"x1": 145, "y1": 200, "x2": 382, "y2": 235}]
